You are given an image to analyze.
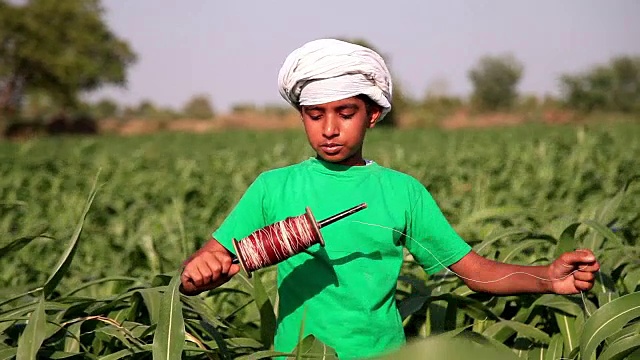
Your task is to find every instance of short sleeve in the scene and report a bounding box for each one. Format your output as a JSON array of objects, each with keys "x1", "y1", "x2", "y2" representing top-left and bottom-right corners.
[
  {"x1": 404, "y1": 187, "x2": 471, "y2": 275},
  {"x1": 212, "y1": 174, "x2": 268, "y2": 255}
]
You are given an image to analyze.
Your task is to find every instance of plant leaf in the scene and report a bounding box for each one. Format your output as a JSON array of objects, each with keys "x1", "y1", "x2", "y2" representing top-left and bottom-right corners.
[
  {"x1": 581, "y1": 292, "x2": 640, "y2": 360},
  {"x1": 544, "y1": 333, "x2": 564, "y2": 360},
  {"x1": 16, "y1": 294, "x2": 46, "y2": 360},
  {"x1": 252, "y1": 271, "x2": 276, "y2": 349},
  {"x1": 599, "y1": 333, "x2": 640, "y2": 360},
  {"x1": 43, "y1": 173, "x2": 100, "y2": 298},
  {"x1": 152, "y1": 274, "x2": 185, "y2": 360}
]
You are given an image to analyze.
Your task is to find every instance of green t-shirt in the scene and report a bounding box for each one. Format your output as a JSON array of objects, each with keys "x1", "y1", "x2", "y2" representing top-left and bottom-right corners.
[{"x1": 213, "y1": 157, "x2": 471, "y2": 359}]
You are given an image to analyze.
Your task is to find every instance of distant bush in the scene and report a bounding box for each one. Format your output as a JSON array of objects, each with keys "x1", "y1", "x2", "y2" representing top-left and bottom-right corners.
[
  {"x1": 560, "y1": 55, "x2": 640, "y2": 114},
  {"x1": 469, "y1": 54, "x2": 524, "y2": 112}
]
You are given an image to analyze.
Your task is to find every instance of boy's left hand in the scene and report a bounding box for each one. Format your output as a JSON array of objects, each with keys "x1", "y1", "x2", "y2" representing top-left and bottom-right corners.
[{"x1": 548, "y1": 249, "x2": 600, "y2": 294}]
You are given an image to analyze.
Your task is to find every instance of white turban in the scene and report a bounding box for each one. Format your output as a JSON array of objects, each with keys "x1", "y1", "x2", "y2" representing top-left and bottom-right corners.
[{"x1": 277, "y1": 39, "x2": 393, "y2": 121}]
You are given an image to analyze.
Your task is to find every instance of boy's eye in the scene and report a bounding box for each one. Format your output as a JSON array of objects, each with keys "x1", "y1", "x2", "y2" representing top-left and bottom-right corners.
[
  {"x1": 340, "y1": 113, "x2": 355, "y2": 119},
  {"x1": 304, "y1": 110, "x2": 322, "y2": 120}
]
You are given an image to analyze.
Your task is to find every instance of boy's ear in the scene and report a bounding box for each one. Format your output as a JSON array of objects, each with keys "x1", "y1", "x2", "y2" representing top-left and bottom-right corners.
[{"x1": 368, "y1": 105, "x2": 382, "y2": 128}]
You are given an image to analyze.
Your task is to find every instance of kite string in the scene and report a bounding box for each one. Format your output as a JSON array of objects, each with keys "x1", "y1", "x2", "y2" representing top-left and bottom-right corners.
[{"x1": 351, "y1": 220, "x2": 594, "y2": 315}]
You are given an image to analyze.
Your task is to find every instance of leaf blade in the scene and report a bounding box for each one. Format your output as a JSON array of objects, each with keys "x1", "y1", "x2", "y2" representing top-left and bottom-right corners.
[
  {"x1": 152, "y1": 274, "x2": 185, "y2": 360},
  {"x1": 43, "y1": 172, "x2": 100, "y2": 298},
  {"x1": 580, "y1": 292, "x2": 640, "y2": 360},
  {"x1": 16, "y1": 294, "x2": 46, "y2": 360}
]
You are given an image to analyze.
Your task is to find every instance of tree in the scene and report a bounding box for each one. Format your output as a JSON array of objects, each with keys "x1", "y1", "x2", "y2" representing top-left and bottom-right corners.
[
  {"x1": 91, "y1": 98, "x2": 120, "y2": 119},
  {"x1": 122, "y1": 99, "x2": 178, "y2": 121},
  {"x1": 21, "y1": 91, "x2": 57, "y2": 119},
  {"x1": 560, "y1": 55, "x2": 640, "y2": 113},
  {"x1": 609, "y1": 56, "x2": 640, "y2": 112},
  {"x1": 182, "y1": 94, "x2": 214, "y2": 119},
  {"x1": 468, "y1": 54, "x2": 524, "y2": 111},
  {"x1": 136, "y1": 100, "x2": 158, "y2": 118},
  {"x1": 0, "y1": 0, "x2": 137, "y2": 118}
]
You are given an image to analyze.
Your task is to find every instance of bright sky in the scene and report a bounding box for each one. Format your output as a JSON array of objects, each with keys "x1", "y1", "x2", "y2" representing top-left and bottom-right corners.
[{"x1": 88, "y1": 0, "x2": 640, "y2": 113}]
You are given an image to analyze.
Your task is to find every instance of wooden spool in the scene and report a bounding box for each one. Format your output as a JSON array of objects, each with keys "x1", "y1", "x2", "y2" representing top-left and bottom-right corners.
[{"x1": 231, "y1": 203, "x2": 366, "y2": 278}]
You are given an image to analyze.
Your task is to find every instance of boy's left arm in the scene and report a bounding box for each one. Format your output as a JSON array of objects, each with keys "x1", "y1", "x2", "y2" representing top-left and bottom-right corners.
[{"x1": 449, "y1": 249, "x2": 600, "y2": 295}]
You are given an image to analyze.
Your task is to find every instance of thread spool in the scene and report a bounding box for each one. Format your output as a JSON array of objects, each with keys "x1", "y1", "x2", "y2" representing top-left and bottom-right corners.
[{"x1": 232, "y1": 203, "x2": 366, "y2": 277}]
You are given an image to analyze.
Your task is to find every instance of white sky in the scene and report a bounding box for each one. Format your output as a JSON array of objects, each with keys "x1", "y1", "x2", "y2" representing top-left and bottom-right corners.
[{"x1": 87, "y1": 0, "x2": 640, "y2": 112}]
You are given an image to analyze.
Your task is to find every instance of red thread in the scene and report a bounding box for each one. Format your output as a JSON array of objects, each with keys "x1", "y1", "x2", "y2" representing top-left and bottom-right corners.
[{"x1": 233, "y1": 207, "x2": 324, "y2": 277}]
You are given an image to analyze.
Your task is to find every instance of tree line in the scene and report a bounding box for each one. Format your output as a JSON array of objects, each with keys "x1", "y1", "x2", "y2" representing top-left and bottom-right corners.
[{"x1": 1, "y1": 0, "x2": 639, "y2": 132}]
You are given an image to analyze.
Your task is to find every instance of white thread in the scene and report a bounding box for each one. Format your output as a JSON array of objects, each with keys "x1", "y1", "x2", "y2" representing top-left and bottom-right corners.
[
  {"x1": 581, "y1": 291, "x2": 592, "y2": 317},
  {"x1": 352, "y1": 220, "x2": 588, "y2": 284},
  {"x1": 352, "y1": 220, "x2": 595, "y2": 316}
]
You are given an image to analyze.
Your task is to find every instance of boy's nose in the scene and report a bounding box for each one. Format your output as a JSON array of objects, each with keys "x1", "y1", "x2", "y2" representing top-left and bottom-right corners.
[{"x1": 323, "y1": 116, "x2": 339, "y2": 138}]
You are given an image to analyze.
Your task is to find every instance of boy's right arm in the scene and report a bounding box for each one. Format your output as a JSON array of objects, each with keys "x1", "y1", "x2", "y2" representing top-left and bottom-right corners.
[{"x1": 180, "y1": 238, "x2": 241, "y2": 295}]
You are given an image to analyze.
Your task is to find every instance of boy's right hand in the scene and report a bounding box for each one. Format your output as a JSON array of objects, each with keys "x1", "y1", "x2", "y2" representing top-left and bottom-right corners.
[{"x1": 180, "y1": 238, "x2": 241, "y2": 296}]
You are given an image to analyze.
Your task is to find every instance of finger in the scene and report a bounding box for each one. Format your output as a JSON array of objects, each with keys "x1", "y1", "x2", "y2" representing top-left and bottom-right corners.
[
  {"x1": 576, "y1": 249, "x2": 599, "y2": 264},
  {"x1": 576, "y1": 248, "x2": 595, "y2": 257},
  {"x1": 180, "y1": 273, "x2": 195, "y2": 294},
  {"x1": 180, "y1": 268, "x2": 199, "y2": 295},
  {"x1": 203, "y1": 253, "x2": 223, "y2": 282},
  {"x1": 195, "y1": 259, "x2": 215, "y2": 287},
  {"x1": 574, "y1": 280, "x2": 594, "y2": 292},
  {"x1": 579, "y1": 261, "x2": 600, "y2": 272},
  {"x1": 180, "y1": 268, "x2": 192, "y2": 285},
  {"x1": 188, "y1": 257, "x2": 210, "y2": 287},
  {"x1": 191, "y1": 267, "x2": 206, "y2": 288},
  {"x1": 215, "y1": 252, "x2": 233, "y2": 275},
  {"x1": 208, "y1": 263, "x2": 240, "y2": 289},
  {"x1": 179, "y1": 282, "x2": 198, "y2": 295},
  {"x1": 181, "y1": 264, "x2": 202, "y2": 288},
  {"x1": 560, "y1": 250, "x2": 597, "y2": 267},
  {"x1": 577, "y1": 262, "x2": 600, "y2": 273},
  {"x1": 573, "y1": 271, "x2": 595, "y2": 282}
]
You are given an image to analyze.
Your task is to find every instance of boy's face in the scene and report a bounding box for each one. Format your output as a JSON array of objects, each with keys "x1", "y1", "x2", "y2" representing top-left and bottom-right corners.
[{"x1": 300, "y1": 96, "x2": 381, "y2": 166}]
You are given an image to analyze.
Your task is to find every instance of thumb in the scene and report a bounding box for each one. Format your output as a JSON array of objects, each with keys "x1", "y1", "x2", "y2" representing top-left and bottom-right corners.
[
  {"x1": 559, "y1": 249, "x2": 596, "y2": 266},
  {"x1": 229, "y1": 263, "x2": 242, "y2": 277}
]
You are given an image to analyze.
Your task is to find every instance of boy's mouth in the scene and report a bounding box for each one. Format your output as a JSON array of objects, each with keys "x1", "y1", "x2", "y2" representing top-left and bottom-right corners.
[{"x1": 320, "y1": 143, "x2": 343, "y2": 154}]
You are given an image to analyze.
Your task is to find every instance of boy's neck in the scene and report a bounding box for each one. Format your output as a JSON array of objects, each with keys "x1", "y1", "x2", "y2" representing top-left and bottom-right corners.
[{"x1": 316, "y1": 154, "x2": 366, "y2": 167}]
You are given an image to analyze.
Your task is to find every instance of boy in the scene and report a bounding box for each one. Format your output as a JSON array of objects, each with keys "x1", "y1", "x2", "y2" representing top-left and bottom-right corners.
[{"x1": 180, "y1": 39, "x2": 600, "y2": 359}]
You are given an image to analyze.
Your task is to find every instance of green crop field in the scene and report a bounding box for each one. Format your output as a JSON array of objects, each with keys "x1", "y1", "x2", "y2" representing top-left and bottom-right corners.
[{"x1": 1, "y1": 123, "x2": 639, "y2": 359}]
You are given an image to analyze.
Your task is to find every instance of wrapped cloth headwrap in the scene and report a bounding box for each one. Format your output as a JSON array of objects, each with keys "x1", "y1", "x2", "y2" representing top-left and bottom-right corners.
[{"x1": 278, "y1": 39, "x2": 393, "y2": 121}]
